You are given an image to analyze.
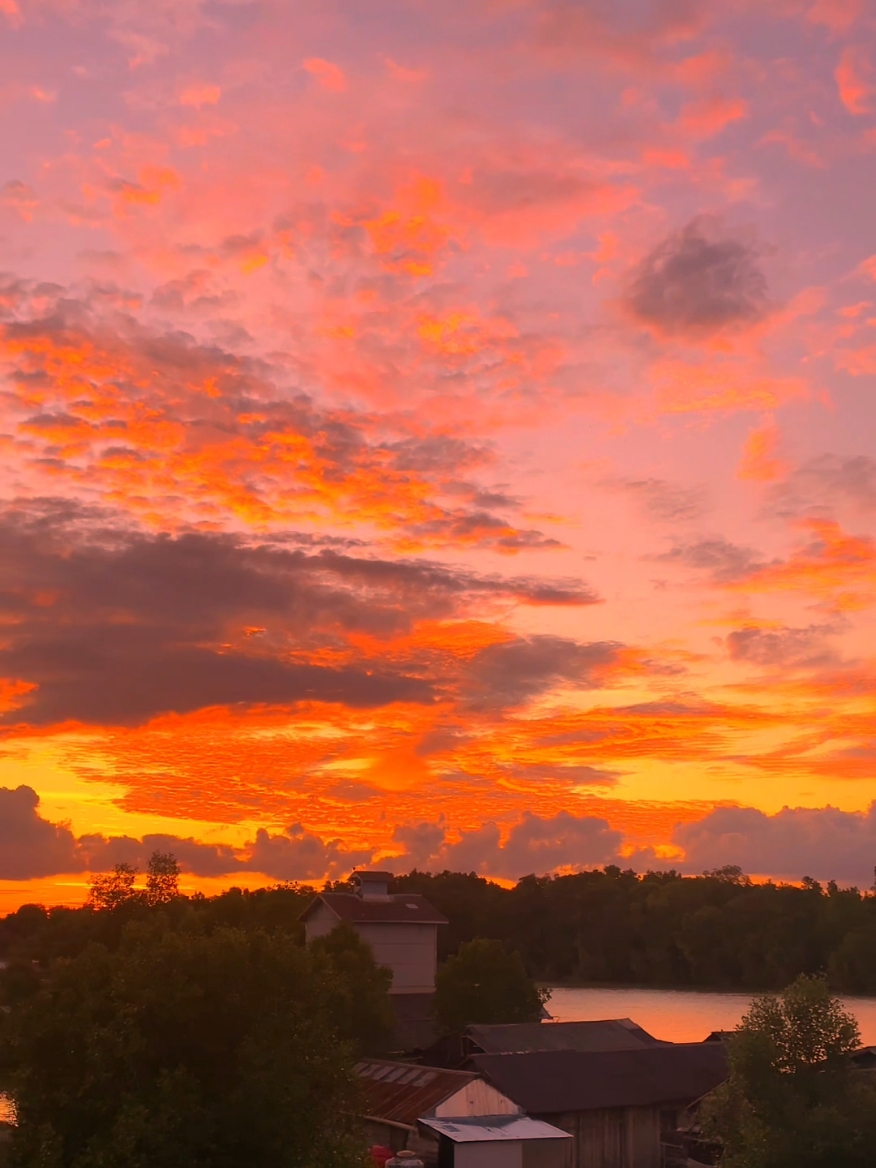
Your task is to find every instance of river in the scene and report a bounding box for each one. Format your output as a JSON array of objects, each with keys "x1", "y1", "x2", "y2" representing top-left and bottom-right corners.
[{"x1": 547, "y1": 985, "x2": 876, "y2": 1044}]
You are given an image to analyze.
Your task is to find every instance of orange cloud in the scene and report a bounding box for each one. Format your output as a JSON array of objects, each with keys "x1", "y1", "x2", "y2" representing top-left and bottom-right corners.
[
  {"x1": 303, "y1": 57, "x2": 348, "y2": 93},
  {"x1": 808, "y1": 0, "x2": 864, "y2": 33},
  {"x1": 737, "y1": 422, "x2": 786, "y2": 482},
  {"x1": 179, "y1": 83, "x2": 221, "y2": 107},
  {"x1": 734, "y1": 520, "x2": 876, "y2": 611},
  {"x1": 835, "y1": 46, "x2": 875, "y2": 114}
]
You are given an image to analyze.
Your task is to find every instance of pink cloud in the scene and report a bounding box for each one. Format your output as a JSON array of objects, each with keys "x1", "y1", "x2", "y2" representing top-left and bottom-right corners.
[
  {"x1": 303, "y1": 57, "x2": 348, "y2": 93},
  {"x1": 835, "y1": 46, "x2": 875, "y2": 114}
]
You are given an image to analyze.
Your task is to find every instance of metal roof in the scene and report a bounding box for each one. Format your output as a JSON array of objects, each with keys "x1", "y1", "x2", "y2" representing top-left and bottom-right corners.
[
  {"x1": 355, "y1": 1059, "x2": 478, "y2": 1126},
  {"x1": 472, "y1": 1044, "x2": 728, "y2": 1114},
  {"x1": 300, "y1": 892, "x2": 448, "y2": 925},
  {"x1": 419, "y1": 1115, "x2": 573, "y2": 1144},
  {"x1": 467, "y1": 1019, "x2": 664, "y2": 1055}
]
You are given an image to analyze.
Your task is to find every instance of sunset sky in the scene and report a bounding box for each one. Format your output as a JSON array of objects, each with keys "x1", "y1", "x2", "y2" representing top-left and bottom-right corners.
[{"x1": 2, "y1": 0, "x2": 876, "y2": 909}]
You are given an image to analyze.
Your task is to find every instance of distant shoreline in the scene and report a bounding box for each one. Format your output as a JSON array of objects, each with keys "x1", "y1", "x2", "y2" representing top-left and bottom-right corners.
[{"x1": 541, "y1": 982, "x2": 876, "y2": 1001}]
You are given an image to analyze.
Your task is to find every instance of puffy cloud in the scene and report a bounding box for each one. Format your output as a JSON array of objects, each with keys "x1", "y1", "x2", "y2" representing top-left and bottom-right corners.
[
  {"x1": 0, "y1": 786, "x2": 371, "y2": 881},
  {"x1": 726, "y1": 623, "x2": 841, "y2": 669},
  {"x1": 624, "y1": 219, "x2": 769, "y2": 337},
  {"x1": 673, "y1": 803, "x2": 876, "y2": 886},
  {"x1": 463, "y1": 636, "x2": 621, "y2": 709},
  {"x1": 388, "y1": 810, "x2": 623, "y2": 878},
  {"x1": 658, "y1": 537, "x2": 764, "y2": 582},
  {"x1": 234, "y1": 824, "x2": 372, "y2": 881},
  {"x1": 771, "y1": 454, "x2": 876, "y2": 518},
  {"x1": 77, "y1": 833, "x2": 245, "y2": 877},
  {"x1": 0, "y1": 785, "x2": 79, "y2": 879}
]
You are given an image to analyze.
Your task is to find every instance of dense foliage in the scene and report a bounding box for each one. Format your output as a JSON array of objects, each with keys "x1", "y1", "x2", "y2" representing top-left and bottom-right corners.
[
  {"x1": 2, "y1": 862, "x2": 876, "y2": 1001},
  {"x1": 393, "y1": 867, "x2": 876, "y2": 991},
  {"x1": 0, "y1": 917, "x2": 391, "y2": 1168},
  {"x1": 434, "y1": 937, "x2": 549, "y2": 1034},
  {"x1": 702, "y1": 975, "x2": 876, "y2": 1168}
]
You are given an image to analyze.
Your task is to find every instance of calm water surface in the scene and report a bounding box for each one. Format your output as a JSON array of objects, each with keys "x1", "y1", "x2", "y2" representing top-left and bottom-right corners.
[{"x1": 548, "y1": 985, "x2": 876, "y2": 1044}]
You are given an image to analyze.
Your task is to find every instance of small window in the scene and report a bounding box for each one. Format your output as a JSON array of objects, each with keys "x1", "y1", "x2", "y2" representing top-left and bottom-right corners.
[{"x1": 415, "y1": 1071, "x2": 437, "y2": 1086}]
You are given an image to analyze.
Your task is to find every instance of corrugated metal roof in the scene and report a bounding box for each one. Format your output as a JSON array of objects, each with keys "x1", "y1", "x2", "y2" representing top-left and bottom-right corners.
[
  {"x1": 419, "y1": 1115, "x2": 572, "y2": 1144},
  {"x1": 467, "y1": 1019, "x2": 663, "y2": 1054},
  {"x1": 472, "y1": 1044, "x2": 728, "y2": 1114},
  {"x1": 356, "y1": 1059, "x2": 477, "y2": 1126},
  {"x1": 301, "y1": 893, "x2": 448, "y2": 925}
]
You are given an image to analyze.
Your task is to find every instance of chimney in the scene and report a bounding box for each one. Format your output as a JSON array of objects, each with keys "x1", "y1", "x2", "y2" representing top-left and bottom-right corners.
[{"x1": 350, "y1": 870, "x2": 391, "y2": 899}]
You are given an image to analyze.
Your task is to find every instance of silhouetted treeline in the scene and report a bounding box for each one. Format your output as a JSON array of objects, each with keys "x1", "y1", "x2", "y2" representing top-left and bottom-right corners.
[
  {"x1": 392, "y1": 867, "x2": 876, "y2": 993},
  {"x1": 2, "y1": 866, "x2": 876, "y2": 994}
]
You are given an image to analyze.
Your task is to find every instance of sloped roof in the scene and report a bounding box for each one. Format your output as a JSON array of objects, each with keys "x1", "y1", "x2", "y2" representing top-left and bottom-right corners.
[
  {"x1": 300, "y1": 892, "x2": 448, "y2": 925},
  {"x1": 467, "y1": 1019, "x2": 663, "y2": 1055},
  {"x1": 472, "y1": 1044, "x2": 728, "y2": 1114},
  {"x1": 355, "y1": 1059, "x2": 478, "y2": 1126},
  {"x1": 420, "y1": 1115, "x2": 572, "y2": 1144}
]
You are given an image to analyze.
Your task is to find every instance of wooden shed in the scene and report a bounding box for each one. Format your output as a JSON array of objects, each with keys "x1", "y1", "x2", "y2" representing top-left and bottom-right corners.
[
  {"x1": 356, "y1": 1058, "x2": 571, "y2": 1167},
  {"x1": 471, "y1": 1044, "x2": 728, "y2": 1168}
]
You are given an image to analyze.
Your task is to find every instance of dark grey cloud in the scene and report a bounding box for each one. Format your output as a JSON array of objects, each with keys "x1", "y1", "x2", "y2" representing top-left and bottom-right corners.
[
  {"x1": 77, "y1": 832, "x2": 244, "y2": 877},
  {"x1": 657, "y1": 536, "x2": 764, "y2": 582},
  {"x1": 388, "y1": 811, "x2": 623, "y2": 879},
  {"x1": 0, "y1": 501, "x2": 598, "y2": 726},
  {"x1": 0, "y1": 786, "x2": 371, "y2": 881},
  {"x1": 615, "y1": 477, "x2": 705, "y2": 523},
  {"x1": 726, "y1": 623, "x2": 841, "y2": 669},
  {"x1": 245, "y1": 824, "x2": 373, "y2": 881},
  {"x1": 625, "y1": 218, "x2": 768, "y2": 337},
  {"x1": 673, "y1": 803, "x2": 876, "y2": 886},
  {"x1": 770, "y1": 454, "x2": 876, "y2": 519},
  {"x1": 463, "y1": 635, "x2": 622, "y2": 709},
  {"x1": 0, "y1": 785, "x2": 79, "y2": 879}
]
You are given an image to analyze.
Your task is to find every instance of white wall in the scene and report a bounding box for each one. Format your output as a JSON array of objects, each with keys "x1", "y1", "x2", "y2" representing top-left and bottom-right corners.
[
  {"x1": 433, "y1": 1082, "x2": 522, "y2": 1118},
  {"x1": 304, "y1": 906, "x2": 438, "y2": 993},
  {"x1": 304, "y1": 902, "x2": 340, "y2": 942},
  {"x1": 356, "y1": 921, "x2": 438, "y2": 993},
  {"x1": 456, "y1": 1142, "x2": 523, "y2": 1168}
]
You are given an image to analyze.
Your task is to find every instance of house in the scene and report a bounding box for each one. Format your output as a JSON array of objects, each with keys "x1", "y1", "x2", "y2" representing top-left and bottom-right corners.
[
  {"x1": 471, "y1": 1043, "x2": 728, "y2": 1168},
  {"x1": 301, "y1": 870, "x2": 448, "y2": 1047},
  {"x1": 356, "y1": 1057, "x2": 571, "y2": 1167},
  {"x1": 464, "y1": 1020, "x2": 664, "y2": 1058},
  {"x1": 425, "y1": 1018, "x2": 666, "y2": 1072}
]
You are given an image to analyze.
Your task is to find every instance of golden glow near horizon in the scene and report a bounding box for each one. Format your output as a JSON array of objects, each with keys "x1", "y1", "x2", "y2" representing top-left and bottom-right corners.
[{"x1": 2, "y1": 0, "x2": 876, "y2": 908}]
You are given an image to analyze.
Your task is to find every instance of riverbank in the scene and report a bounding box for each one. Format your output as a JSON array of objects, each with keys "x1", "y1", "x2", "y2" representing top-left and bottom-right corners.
[{"x1": 544, "y1": 984, "x2": 876, "y2": 1044}]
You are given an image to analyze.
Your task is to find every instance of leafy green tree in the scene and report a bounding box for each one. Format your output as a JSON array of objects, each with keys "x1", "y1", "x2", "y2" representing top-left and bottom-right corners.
[
  {"x1": 828, "y1": 925, "x2": 876, "y2": 994},
  {"x1": 86, "y1": 863, "x2": 139, "y2": 911},
  {"x1": 2, "y1": 924, "x2": 365, "y2": 1168},
  {"x1": 702, "y1": 974, "x2": 876, "y2": 1168},
  {"x1": 434, "y1": 937, "x2": 549, "y2": 1035},
  {"x1": 310, "y1": 922, "x2": 394, "y2": 1055},
  {"x1": 145, "y1": 852, "x2": 181, "y2": 908}
]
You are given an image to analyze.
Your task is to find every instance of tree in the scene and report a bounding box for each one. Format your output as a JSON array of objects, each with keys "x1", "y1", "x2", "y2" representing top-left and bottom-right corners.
[
  {"x1": 702, "y1": 974, "x2": 876, "y2": 1168},
  {"x1": 145, "y1": 852, "x2": 181, "y2": 908},
  {"x1": 310, "y1": 923, "x2": 394, "y2": 1054},
  {"x1": 433, "y1": 937, "x2": 549, "y2": 1035},
  {"x1": 86, "y1": 863, "x2": 139, "y2": 911},
  {"x1": 2, "y1": 924, "x2": 365, "y2": 1168}
]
